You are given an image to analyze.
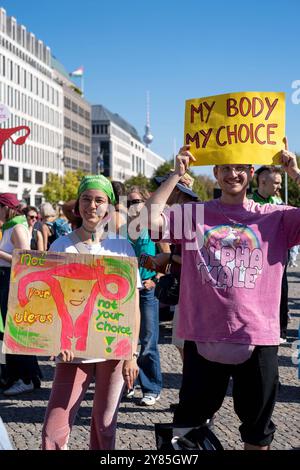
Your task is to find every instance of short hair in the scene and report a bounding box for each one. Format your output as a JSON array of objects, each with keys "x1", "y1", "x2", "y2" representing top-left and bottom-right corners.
[
  {"x1": 40, "y1": 202, "x2": 56, "y2": 218},
  {"x1": 22, "y1": 206, "x2": 38, "y2": 216},
  {"x1": 127, "y1": 186, "x2": 151, "y2": 201},
  {"x1": 255, "y1": 166, "x2": 282, "y2": 186}
]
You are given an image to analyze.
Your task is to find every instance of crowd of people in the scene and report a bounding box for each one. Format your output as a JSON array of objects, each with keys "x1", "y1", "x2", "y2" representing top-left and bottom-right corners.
[{"x1": 0, "y1": 142, "x2": 299, "y2": 450}]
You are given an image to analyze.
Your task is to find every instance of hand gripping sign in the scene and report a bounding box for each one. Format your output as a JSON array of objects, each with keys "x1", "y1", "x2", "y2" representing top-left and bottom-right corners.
[
  {"x1": 184, "y1": 91, "x2": 285, "y2": 166},
  {"x1": 3, "y1": 250, "x2": 138, "y2": 360}
]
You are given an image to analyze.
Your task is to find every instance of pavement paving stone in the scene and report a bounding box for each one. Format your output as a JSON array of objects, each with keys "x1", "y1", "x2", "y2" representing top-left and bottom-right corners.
[{"x1": 0, "y1": 267, "x2": 299, "y2": 450}]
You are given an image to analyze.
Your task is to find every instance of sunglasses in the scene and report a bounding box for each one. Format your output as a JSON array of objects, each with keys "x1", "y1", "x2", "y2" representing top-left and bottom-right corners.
[
  {"x1": 127, "y1": 199, "x2": 144, "y2": 208},
  {"x1": 27, "y1": 215, "x2": 37, "y2": 220}
]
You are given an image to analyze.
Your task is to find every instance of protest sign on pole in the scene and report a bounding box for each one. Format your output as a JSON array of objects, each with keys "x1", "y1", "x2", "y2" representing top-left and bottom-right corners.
[
  {"x1": 3, "y1": 250, "x2": 138, "y2": 360},
  {"x1": 184, "y1": 91, "x2": 285, "y2": 166}
]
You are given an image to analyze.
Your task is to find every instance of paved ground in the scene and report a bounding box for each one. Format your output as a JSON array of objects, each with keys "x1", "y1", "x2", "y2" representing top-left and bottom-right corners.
[{"x1": 1, "y1": 267, "x2": 299, "y2": 450}]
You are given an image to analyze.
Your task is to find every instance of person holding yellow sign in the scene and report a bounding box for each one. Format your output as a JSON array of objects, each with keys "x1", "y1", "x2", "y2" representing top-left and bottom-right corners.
[{"x1": 144, "y1": 141, "x2": 300, "y2": 450}]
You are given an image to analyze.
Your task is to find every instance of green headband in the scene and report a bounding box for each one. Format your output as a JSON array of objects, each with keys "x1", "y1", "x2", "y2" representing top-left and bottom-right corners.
[{"x1": 77, "y1": 175, "x2": 116, "y2": 205}]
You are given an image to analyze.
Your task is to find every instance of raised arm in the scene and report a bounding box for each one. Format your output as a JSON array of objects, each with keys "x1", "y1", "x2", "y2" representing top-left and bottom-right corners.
[
  {"x1": 143, "y1": 145, "x2": 196, "y2": 233},
  {"x1": 281, "y1": 137, "x2": 300, "y2": 183}
]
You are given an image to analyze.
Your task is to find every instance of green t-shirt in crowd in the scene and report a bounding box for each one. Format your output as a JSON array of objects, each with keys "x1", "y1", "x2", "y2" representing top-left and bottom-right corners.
[{"x1": 250, "y1": 190, "x2": 283, "y2": 205}]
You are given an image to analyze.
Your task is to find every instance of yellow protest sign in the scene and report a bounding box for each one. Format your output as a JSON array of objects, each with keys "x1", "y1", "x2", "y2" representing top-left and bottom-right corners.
[
  {"x1": 3, "y1": 250, "x2": 138, "y2": 360},
  {"x1": 184, "y1": 91, "x2": 285, "y2": 166}
]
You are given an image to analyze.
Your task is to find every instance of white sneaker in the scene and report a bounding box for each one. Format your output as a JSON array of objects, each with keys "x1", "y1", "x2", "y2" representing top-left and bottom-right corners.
[
  {"x1": 140, "y1": 394, "x2": 160, "y2": 406},
  {"x1": 3, "y1": 379, "x2": 34, "y2": 396},
  {"x1": 289, "y1": 262, "x2": 298, "y2": 268},
  {"x1": 279, "y1": 337, "x2": 287, "y2": 344},
  {"x1": 123, "y1": 388, "x2": 135, "y2": 399}
]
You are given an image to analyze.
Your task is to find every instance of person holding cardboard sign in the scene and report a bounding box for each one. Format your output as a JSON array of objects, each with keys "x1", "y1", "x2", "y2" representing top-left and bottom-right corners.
[
  {"x1": 143, "y1": 142, "x2": 300, "y2": 450},
  {"x1": 185, "y1": 92, "x2": 285, "y2": 167},
  {"x1": 42, "y1": 175, "x2": 141, "y2": 450},
  {"x1": 0, "y1": 193, "x2": 42, "y2": 395}
]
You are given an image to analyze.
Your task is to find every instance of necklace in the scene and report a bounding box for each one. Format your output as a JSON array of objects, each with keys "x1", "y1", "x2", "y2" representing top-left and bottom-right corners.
[
  {"x1": 81, "y1": 225, "x2": 97, "y2": 241},
  {"x1": 215, "y1": 199, "x2": 251, "y2": 228}
]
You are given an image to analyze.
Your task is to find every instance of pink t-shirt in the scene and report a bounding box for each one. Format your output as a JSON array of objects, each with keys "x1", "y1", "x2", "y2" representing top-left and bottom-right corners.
[{"x1": 161, "y1": 198, "x2": 300, "y2": 346}]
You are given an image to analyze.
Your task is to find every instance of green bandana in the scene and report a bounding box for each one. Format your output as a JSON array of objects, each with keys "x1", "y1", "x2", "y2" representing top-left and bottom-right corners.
[
  {"x1": 77, "y1": 175, "x2": 116, "y2": 205},
  {"x1": 2, "y1": 215, "x2": 28, "y2": 233}
]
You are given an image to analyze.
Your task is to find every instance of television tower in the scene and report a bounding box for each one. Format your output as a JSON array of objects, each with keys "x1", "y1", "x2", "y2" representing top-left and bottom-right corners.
[{"x1": 143, "y1": 91, "x2": 154, "y2": 147}]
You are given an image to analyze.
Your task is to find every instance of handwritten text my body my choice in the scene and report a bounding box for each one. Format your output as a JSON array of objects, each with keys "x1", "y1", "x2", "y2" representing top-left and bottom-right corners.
[{"x1": 186, "y1": 96, "x2": 279, "y2": 149}]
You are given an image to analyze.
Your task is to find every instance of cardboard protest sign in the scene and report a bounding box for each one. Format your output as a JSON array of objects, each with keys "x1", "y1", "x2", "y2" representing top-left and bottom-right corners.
[
  {"x1": 184, "y1": 92, "x2": 285, "y2": 166},
  {"x1": 3, "y1": 250, "x2": 138, "y2": 360}
]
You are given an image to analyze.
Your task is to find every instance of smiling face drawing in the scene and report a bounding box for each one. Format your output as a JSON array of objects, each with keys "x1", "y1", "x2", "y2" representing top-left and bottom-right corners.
[
  {"x1": 60, "y1": 279, "x2": 90, "y2": 309},
  {"x1": 69, "y1": 291, "x2": 85, "y2": 307},
  {"x1": 17, "y1": 259, "x2": 135, "y2": 352}
]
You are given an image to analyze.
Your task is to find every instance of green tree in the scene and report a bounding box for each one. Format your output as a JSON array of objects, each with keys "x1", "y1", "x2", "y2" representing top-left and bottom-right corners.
[
  {"x1": 152, "y1": 159, "x2": 174, "y2": 177},
  {"x1": 40, "y1": 170, "x2": 86, "y2": 204},
  {"x1": 124, "y1": 173, "x2": 153, "y2": 191},
  {"x1": 40, "y1": 173, "x2": 64, "y2": 204},
  {"x1": 192, "y1": 175, "x2": 216, "y2": 201},
  {"x1": 63, "y1": 170, "x2": 86, "y2": 200}
]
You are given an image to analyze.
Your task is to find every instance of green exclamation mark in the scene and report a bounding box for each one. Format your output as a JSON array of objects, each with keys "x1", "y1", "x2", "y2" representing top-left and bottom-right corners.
[{"x1": 105, "y1": 336, "x2": 115, "y2": 353}]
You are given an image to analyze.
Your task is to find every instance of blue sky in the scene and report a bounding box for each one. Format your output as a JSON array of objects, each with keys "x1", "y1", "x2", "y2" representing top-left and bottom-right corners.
[{"x1": 1, "y1": 0, "x2": 300, "y2": 176}]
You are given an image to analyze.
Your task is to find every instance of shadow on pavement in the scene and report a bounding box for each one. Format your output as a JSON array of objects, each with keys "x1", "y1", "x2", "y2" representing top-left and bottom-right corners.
[{"x1": 277, "y1": 384, "x2": 300, "y2": 404}]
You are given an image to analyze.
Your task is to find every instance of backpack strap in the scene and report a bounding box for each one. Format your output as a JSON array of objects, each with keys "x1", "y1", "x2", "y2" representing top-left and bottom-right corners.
[
  {"x1": 165, "y1": 245, "x2": 175, "y2": 274},
  {"x1": 68, "y1": 231, "x2": 92, "y2": 254}
]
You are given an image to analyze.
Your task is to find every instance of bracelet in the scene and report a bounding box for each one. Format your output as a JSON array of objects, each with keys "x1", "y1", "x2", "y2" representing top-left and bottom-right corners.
[{"x1": 132, "y1": 352, "x2": 139, "y2": 359}]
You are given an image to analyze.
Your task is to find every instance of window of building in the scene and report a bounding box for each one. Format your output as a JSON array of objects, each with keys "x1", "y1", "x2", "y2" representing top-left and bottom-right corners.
[
  {"x1": 72, "y1": 158, "x2": 78, "y2": 168},
  {"x1": 64, "y1": 97, "x2": 71, "y2": 109},
  {"x1": 64, "y1": 117, "x2": 71, "y2": 129},
  {"x1": 23, "y1": 168, "x2": 32, "y2": 183},
  {"x1": 35, "y1": 171, "x2": 43, "y2": 184},
  {"x1": 35, "y1": 195, "x2": 42, "y2": 207},
  {"x1": 2, "y1": 55, "x2": 5, "y2": 77},
  {"x1": 72, "y1": 121, "x2": 78, "y2": 132},
  {"x1": 64, "y1": 157, "x2": 71, "y2": 168},
  {"x1": 16, "y1": 65, "x2": 20, "y2": 85},
  {"x1": 71, "y1": 140, "x2": 78, "y2": 151},
  {"x1": 71, "y1": 101, "x2": 78, "y2": 114},
  {"x1": 9, "y1": 166, "x2": 19, "y2": 181},
  {"x1": 64, "y1": 137, "x2": 71, "y2": 148},
  {"x1": 132, "y1": 155, "x2": 135, "y2": 171},
  {"x1": 0, "y1": 164, "x2": 4, "y2": 179}
]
